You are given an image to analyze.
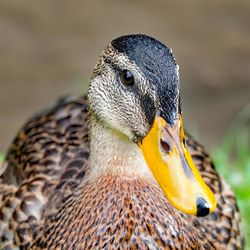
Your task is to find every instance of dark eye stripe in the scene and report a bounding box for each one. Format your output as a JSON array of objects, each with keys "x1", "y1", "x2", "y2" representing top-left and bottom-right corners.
[{"x1": 120, "y1": 70, "x2": 134, "y2": 86}]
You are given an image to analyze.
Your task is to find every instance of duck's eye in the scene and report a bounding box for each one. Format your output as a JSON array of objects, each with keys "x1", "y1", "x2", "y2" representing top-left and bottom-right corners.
[{"x1": 120, "y1": 70, "x2": 134, "y2": 86}]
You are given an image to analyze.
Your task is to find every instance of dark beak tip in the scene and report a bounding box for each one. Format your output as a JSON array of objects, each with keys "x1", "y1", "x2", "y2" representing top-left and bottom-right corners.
[{"x1": 196, "y1": 197, "x2": 210, "y2": 217}]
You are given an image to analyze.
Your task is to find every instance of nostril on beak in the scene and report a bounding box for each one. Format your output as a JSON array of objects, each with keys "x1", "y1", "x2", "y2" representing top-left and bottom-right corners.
[
  {"x1": 196, "y1": 196, "x2": 210, "y2": 217},
  {"x1": 160, "y1": 139, "x2": 171, "y2": 153}
]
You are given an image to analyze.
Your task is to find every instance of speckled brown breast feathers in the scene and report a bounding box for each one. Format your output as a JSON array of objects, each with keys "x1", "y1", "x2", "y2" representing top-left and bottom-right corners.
[{"x1": 0, "y1": 96, "x2": 243, "y2": 250}]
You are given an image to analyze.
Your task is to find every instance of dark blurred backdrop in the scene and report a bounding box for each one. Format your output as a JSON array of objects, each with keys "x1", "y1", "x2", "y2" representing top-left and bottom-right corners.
[{"x1": 0, "y1": 0, "x2": 249, "y2": 152}]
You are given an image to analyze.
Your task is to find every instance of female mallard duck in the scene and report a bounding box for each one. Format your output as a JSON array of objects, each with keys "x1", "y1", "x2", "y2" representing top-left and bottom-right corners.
[{"x1": 0, "y1": 34, "x2": 243, "y2": 249}]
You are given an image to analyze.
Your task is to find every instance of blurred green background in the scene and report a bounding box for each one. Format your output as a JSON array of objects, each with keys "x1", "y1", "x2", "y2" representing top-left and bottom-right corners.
[{"x1": 0, "y1": 0, "x2": 249, "y2": 248}]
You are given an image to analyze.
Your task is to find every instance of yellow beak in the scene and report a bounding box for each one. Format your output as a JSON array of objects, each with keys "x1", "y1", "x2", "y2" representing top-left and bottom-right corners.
[{"x1": 139, "y1": 115, "x2": 216, "y2": 216}]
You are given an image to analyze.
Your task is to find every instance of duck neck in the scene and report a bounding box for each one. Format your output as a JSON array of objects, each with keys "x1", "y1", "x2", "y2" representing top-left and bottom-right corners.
[{"x1": 88, "y1": 114, "x2": 154, "y2": 181}]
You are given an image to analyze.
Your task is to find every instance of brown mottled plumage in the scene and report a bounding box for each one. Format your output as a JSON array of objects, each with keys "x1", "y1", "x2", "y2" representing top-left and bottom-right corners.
[{"x1": 0, "y1": 35, "x2": 243, "y2": 249}]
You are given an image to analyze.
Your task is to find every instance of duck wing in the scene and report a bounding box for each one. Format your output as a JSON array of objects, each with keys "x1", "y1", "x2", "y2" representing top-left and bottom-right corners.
[
  {"x1": 186, "y1": 135, "x2": 243, "y2": 249},
  {"x1": 0, "y1": 96, "x2": 90, "y2": 249}
]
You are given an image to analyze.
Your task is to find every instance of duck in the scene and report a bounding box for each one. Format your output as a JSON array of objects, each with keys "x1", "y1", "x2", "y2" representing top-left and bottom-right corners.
[{"x1": 0, "y1": 34, "x2": 243, "y2": 250}]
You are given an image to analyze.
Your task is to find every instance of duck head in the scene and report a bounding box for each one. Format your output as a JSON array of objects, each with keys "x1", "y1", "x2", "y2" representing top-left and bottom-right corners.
[{"x1": 88, "y1": 34, "x2": 216, "y2": 217}]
